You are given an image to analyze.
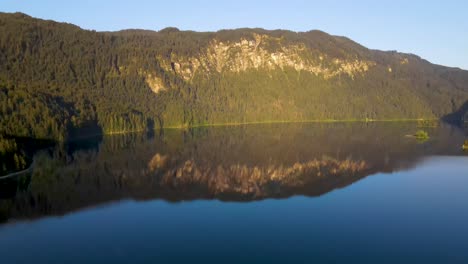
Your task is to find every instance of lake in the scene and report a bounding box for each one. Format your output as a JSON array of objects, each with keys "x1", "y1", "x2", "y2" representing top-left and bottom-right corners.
[{"x1": 0, "y1": 122, "x2": 467, "y2": 263}]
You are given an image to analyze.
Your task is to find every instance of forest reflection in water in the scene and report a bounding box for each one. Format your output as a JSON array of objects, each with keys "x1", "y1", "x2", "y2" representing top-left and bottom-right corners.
[{"x1": 0, "y1": 122, "x2": 466, "y2": 223}]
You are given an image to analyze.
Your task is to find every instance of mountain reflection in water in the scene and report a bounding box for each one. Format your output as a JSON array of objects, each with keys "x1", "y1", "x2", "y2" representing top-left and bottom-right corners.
[{"x1": 0, "y1": 122, "x2": 466, "y2": 223}]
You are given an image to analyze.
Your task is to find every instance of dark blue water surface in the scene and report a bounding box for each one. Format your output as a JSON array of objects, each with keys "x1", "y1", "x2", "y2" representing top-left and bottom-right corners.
[{"x1": 0, "y1": 123, "x2": 467, "y2": 263}]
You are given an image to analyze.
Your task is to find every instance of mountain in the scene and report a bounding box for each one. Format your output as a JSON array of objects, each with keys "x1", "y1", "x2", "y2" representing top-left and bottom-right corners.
[{"x1": 1, "y1": 12, "x2": 467, "y2": 140}]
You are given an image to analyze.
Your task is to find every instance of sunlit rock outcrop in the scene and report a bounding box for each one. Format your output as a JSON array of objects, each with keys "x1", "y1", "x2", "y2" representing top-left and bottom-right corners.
[
  {"x1": 162, "y1": 33, "x2": 375, "y2": 81},
  {"x1": 144, "y1": 73, "x2": 166, "y2": 94}
]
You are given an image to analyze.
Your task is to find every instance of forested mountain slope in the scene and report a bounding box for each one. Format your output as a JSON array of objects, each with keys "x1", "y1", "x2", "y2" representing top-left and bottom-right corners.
[{"x1": 1, "y1": 12, "x2": 467, "y2": 140}]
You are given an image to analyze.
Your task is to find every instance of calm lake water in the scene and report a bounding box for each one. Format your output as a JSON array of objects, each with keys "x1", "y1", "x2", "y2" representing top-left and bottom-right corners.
[{"x1": 0, "y1": 123, "x2": 467, "y2": 263}]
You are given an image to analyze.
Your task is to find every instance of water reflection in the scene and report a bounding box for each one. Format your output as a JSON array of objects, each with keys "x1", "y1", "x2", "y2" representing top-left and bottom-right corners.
[{"x1": 0, "y1": 122, "x2": 466, "y2": 223}]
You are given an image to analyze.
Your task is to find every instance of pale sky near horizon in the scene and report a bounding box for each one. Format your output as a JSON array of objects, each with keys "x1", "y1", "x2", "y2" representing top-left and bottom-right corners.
[{"x1": 1, "y1": 0, "x2": 467, "y2": 70}]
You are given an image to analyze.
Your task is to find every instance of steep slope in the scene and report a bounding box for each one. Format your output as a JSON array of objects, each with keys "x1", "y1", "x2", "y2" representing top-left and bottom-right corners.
[{"x1": 0, "y1": 12, "x2": 467, "y2": 140}]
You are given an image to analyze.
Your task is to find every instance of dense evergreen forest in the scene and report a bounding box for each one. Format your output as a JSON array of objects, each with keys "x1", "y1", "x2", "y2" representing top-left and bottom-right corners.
[{"x1": 1, "y1": 12, "x2": 468, "y2": 141}]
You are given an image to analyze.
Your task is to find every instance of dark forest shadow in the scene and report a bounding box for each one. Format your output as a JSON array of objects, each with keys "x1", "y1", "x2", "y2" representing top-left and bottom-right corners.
[{"x1": 442, "y1": 101, "x2": 468, "y2": 125}]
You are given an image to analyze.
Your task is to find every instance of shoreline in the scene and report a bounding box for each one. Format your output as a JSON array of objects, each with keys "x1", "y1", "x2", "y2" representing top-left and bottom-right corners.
[
  {"x1": 163, "y1": 118, "x2": 438, "y2": 129},
  {"x1": 0, "y1": 162, "x2": 34, "y2": 179},
  {"x1": 0, "y1": 118, "x2": 443, "y2": 143}
]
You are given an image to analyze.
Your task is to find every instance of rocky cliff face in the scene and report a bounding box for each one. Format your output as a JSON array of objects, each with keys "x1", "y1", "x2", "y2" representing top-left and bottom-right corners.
[{"x1": 159, "y1": 33, "x2": 375, "y2": 82}]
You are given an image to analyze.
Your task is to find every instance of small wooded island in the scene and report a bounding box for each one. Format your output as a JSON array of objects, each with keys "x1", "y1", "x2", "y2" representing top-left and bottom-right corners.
[{"x1": 414, "y1": 130, "x2": 430, "y2": 140}]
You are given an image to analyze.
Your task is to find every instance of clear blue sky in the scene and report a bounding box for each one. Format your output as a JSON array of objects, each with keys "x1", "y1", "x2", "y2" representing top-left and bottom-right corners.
[{"x1": 2, "y1": 0, "x2": 467, "y2": 69}]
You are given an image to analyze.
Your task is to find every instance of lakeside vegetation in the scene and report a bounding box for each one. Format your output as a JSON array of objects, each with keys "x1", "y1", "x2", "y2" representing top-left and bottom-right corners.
[
  {"x1": 0, "y1": 12, "x2": 468, "y2": 141},
  {"x1": 163, "y1": 118, "x2": 439, "y2": 129},
  {"x1": 0, "y1": 136, "x2": 27, "y2": 175},
  {"x1": 417, "y1": 119, "x2": 439, "y2": 128}
]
